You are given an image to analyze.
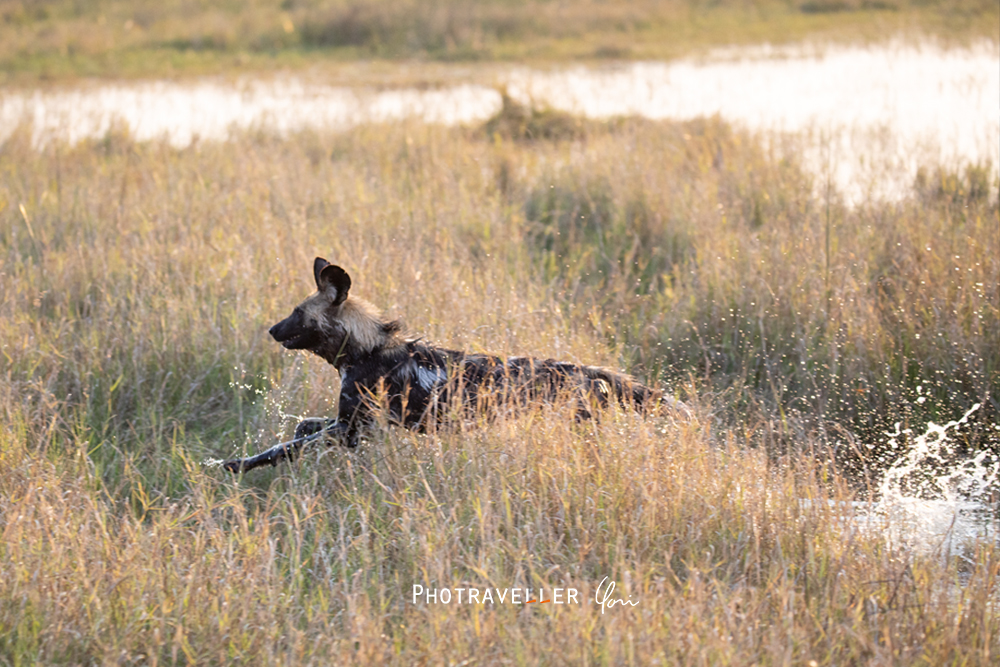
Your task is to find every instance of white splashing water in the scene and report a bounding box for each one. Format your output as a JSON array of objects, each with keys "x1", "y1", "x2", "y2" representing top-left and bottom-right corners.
[
  {"x1": 1, "y1": 40, "x2": 997, "y2": 203},
  {"x1": 861, "y1": 404, "x2": 999, "y2": 557}
]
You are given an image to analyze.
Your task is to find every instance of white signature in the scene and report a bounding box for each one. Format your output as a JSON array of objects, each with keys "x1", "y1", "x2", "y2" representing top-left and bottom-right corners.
[{"x1": 595, "y1": 576, "x2": 638, "y2": 614}]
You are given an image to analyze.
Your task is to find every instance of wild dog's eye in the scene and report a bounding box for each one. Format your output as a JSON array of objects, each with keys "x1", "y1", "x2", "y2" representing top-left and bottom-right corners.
[{"x1": 293, "y1": 307, "x2": 314, "y2": 325}]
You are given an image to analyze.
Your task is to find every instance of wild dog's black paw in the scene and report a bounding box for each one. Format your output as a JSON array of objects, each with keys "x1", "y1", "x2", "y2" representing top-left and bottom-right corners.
[
  {"x1": 294, "y1": 418, "x2": 339, "y2": 441},
  {"x1": 222, "y1": 459, "x2": 245, "y2": 473}
]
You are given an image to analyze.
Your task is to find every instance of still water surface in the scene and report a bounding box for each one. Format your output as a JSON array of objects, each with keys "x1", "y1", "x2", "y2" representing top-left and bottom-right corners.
[{"x1": 2, "y1": 40, "x2": 997, "y2": 202}]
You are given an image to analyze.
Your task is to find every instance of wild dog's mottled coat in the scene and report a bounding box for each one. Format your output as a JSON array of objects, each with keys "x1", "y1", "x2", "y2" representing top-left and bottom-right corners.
[{"x1": 223, "y1": 258, "x2": 686, "y2": 472}]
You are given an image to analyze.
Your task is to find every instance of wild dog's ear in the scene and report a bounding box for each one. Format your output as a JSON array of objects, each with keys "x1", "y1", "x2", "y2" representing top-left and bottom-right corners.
[
  {"x1": 314, "y1": 258, "x2": 351, "y2": 305},
  {"x1": 313, "y1": 257, "x2": 331, "y2": 288}
]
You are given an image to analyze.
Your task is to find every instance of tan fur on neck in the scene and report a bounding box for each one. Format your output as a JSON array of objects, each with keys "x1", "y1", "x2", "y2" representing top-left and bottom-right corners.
[
  {"x1": 299, "y1": 287, "x2": 402, "y2": 354},
  {"x1": 337, "y1": 296, "x2": 401, "y2": 352}
]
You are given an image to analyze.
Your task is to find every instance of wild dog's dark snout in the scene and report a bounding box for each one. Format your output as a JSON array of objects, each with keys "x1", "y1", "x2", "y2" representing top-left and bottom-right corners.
[
  {"x1": 269, "y1": 308, "x2": 317, "y2": 350},
  {"x1": 268, "y1": 310, "x2": 298, "y2": 342},
  {"x1": 268, "y1": 320, "x2": 283, "y2": 341}
]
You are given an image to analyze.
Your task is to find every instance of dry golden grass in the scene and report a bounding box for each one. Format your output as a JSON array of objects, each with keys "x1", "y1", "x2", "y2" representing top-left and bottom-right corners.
[{"x1": 0, "y1": 115, "x2": 997, "y2": 663}]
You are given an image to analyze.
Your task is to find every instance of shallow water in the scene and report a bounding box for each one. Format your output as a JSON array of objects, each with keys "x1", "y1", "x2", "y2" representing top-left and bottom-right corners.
[
  {"x1": 507, "y1": 40, "x2": 1000, "y2": 203},
  {"x1": 0, "y1": 79, "x2": 500, "y2": 147},
  {"x1": 1, "y1": 40, "x2": 997, "y2": 203}
]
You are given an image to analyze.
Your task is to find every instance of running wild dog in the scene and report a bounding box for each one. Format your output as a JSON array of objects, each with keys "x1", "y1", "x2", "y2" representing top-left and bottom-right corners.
[{"x1": 223, "y1": 258, "x2": 688, "y2": 473}]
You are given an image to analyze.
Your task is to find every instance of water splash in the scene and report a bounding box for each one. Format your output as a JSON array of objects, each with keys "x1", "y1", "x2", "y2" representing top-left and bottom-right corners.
[{"x1": 867, "y1": 403, "x2": 998, "y2": 557}]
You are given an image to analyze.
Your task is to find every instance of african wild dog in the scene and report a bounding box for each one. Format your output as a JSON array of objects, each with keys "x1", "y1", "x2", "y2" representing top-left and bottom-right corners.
[{"x1": 223, "y1": 258, "x2": 688, "y2": 473}]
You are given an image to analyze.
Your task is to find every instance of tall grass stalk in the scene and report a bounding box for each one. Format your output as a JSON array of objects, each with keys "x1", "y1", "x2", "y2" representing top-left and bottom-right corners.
[{"x1": 0, "y1": 116, "x2": 997, "y2": 663}]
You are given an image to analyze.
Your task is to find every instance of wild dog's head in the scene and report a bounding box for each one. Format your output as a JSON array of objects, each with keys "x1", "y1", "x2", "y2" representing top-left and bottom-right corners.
[{"x1": 270, "y1": 258, "x2": 396, "y2": 367}]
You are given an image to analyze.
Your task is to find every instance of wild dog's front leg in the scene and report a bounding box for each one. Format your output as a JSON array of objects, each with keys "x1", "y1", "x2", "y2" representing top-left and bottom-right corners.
[
  {"x1": 294, "y1": 418, "x2": 341, "y2": 441},
  {"x1": 227, "y1": 377, "x2": 367, "y2": 473},
  {"x1": 332, "y1": 380, "x2": 368, "y2": 448},
  {"x1": 222, "y1": 436, "x2": 310, "y2": 473},
  {"x1": 294, "y1": 417, "x2": 359, "y2": 447},
  {"x1": 222, "y1": 420, "x2": 349, "y2": 473}
]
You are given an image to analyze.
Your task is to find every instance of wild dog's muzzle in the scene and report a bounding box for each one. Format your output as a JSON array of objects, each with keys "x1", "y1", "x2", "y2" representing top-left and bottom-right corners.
[{"x1": 269, "y1": 308, "x2": 320, "y2": 350}]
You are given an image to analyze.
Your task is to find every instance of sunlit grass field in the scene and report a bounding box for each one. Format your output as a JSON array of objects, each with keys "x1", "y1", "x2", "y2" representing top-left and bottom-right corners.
[
  {"x1": 1, "y1": 102, "x2": 997, "y2": 663},
  {"x1": 1, "y1": 0, "x2": 997, "y2": 83}
]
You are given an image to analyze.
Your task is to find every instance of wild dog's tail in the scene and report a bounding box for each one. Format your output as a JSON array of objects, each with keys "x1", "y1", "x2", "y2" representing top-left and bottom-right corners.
[{"x1": 583, "y1": 366, "x2": 691, "y2": 418}]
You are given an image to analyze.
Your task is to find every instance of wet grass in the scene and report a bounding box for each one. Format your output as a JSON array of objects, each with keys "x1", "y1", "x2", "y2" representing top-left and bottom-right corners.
[
  {"x1": 0, "y1": 0, "x2": 997, "y2": 83},
  {"x1": 0, "y1": 114, "x2": 997, "y2": 663}
]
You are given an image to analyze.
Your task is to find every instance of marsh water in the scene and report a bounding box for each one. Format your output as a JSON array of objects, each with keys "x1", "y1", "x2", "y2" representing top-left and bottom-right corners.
[
  {"x1": 2, "y1": 40, "x2": 997, "y2": 203},
  {"x1": 4, "y1": 40, "x2": 998, "y2": 554}
]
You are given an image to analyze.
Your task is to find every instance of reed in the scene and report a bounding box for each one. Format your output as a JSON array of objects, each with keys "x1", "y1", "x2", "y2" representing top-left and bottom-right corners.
[{"x1": 0, "y1": 114, "x2": 996, "y2": 664}]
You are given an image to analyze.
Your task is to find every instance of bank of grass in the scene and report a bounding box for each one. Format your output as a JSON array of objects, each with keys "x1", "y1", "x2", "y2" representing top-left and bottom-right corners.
[
  {"x1": 1, "y1": 0, "x2": 997, "y2": 83},
  {"x1": 0, "y1": 116, "x2": 997, "y2": 663}
]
